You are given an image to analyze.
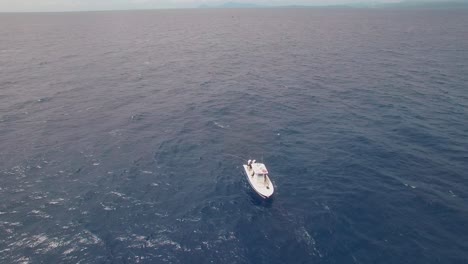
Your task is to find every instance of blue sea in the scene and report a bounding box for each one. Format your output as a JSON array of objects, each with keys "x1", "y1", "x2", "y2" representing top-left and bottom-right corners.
[{"x1": 1, "y1": 8, "x2": 468, "y2": 264}]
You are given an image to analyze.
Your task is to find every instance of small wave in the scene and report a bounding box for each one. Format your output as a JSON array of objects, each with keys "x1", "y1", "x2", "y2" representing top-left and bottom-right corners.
[
  {"x1": 0, "y1": 221, "x2": 22, "y2": 227},
  {"x1": 15, "y1": 256, "x2": 30, "y2": 264},
  {"x1": 108, "y1": 129, "x2": 125, "y2": 136},
  {"x1": 77, "y1": 229, "x2": 103, "y2": 245},
  {"x1": 218, "y1": 231, "x2": 237, "y2": 241},
  {"x1": 30, "y1": 193, "x2": 47, "y2": 200},
  {"x1": 154, "y1": 212, "x2": 168, "y2": 217},
  {"x1": 35, "y1": 238, "x2": 62, "y2": 254},
  {"x1": 213, "y1": 121, "x2": 230, "y2": 129},
  {"x1": 126, "y1": 234, "x2": 181, "y2": 250},
  {"x1": 35, "y1": 97, "x2": 52, "y2": 103},
  {"x1": 176, "y1": 216, "x2": 201, "y2": 222},
  {"x1": 48, "y1": 198, "x2": 65, "y2": 205},
  {"x1": 110, "y1": 191, "x2": 125, "y2": 197},
  {"x1": 62, "y1": 246, "x2": 77, "y2": 255},
  {"x1": 9, "y1": 234, "x2": 48, "y2": 248},
  {"x1": 100, "y1": 203, "x2": 115, "y2": 211},
  {"x1": 29, "y1": 210, "x2": 51, "y2": 219}
]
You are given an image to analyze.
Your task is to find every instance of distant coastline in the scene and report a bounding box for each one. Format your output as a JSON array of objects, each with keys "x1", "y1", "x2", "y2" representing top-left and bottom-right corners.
[
  {"x1": 198, "y1": 1, "x2": 468, "y2": 9},
  {"x1": 1, "y1": 0, "x2": 468, "y2": 13}
]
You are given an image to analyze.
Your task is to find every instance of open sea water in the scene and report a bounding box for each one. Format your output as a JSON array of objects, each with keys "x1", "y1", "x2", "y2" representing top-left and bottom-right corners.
[{"x1": 1, "y1": 8, "x2": 468, "y2": 264}]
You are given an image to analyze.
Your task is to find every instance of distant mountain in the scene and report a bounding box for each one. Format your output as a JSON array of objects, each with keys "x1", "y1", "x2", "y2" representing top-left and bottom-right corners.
[
  {"x1": 199, "y1": 1, "x2": 468, "y2": 9},
  {"x1": 199, "y1": 2, "x2": 261, "y2": 8},
  {"x1": 349, "y1": 0, "x2": 468, "y2": 9}
]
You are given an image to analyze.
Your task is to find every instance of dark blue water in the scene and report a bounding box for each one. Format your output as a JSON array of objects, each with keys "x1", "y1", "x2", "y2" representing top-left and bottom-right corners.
[{"x1": 1, "y1": 8, "x2": 468, "y2": 264}]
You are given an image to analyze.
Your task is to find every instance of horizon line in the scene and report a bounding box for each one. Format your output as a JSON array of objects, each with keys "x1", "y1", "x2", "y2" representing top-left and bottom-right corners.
[
  {"x1": 0, "y1": 2, "x2": 466, "y2": 14},
  {"x1": 0, "y1": 6, "x2": 351, "y2": 14}
]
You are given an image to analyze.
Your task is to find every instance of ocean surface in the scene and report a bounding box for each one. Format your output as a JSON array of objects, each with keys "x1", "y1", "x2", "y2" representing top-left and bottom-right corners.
[{"x1": 1, "y1": 8, "x2": 468, "y2": 264}]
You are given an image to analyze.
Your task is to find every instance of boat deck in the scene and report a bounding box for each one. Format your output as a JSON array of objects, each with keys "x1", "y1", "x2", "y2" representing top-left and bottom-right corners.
[{"x1": 243, "y1": 164, "x2": 274, "y2": 198}]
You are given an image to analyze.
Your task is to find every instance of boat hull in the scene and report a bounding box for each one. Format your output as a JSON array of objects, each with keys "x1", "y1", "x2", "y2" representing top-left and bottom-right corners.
[{"x1": 243, "y1": 165, "x2": 274, "y2": 198}]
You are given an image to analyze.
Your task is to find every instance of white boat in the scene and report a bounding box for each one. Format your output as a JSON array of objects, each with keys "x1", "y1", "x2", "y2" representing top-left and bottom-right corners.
[{"x1": 243, "y1": 160, "x2": 274, "y2": 199}]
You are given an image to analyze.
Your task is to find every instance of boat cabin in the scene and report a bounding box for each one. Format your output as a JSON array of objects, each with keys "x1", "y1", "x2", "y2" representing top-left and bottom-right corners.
[{"x1": 251, "y1": 163, "x2": 268, "y2": 177}]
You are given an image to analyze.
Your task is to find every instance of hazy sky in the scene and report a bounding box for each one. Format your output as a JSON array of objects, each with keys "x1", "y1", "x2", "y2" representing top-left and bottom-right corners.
[{"x1": 0, "y1": 0, "x2": 451, "y2": 12}]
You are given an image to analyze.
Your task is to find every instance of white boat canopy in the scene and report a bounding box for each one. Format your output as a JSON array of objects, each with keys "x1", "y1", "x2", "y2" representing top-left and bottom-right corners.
[{"x1": 252, "y1": 163, "x2": 268, "y2": 175}]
